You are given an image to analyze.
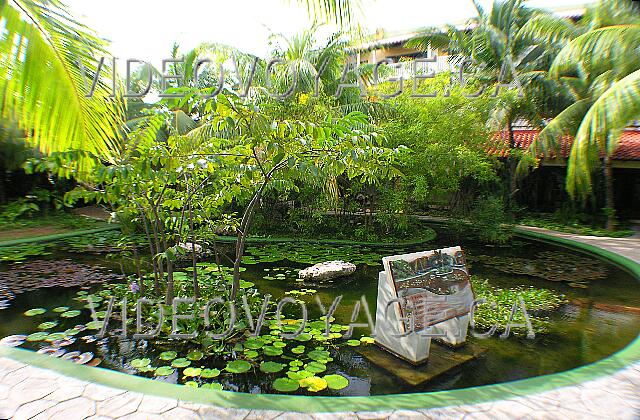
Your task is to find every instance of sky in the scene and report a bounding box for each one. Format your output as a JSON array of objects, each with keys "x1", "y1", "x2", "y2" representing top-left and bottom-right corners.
[{"x1": 64, "y1": 0, "x2": 592, "y2": 68}]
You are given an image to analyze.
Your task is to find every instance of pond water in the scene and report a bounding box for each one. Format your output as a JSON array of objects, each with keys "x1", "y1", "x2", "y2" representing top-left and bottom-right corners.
[{"x1": 0, "y1": 224, "x2": 639, "y2": 396}]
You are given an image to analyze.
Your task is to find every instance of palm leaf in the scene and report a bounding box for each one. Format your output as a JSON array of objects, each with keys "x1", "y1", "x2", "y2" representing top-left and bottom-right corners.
[
  {"x1": 517, "y1": 13, "x2": 580, "y2": 47},
  {"x1": 529, "y1": 99, "x2": 591, "y2": 156},
  {"x1": 0, "y1": 0, "x2": 124, "y2": 169},
  {"x1": 568, "y1": 69, "x2": 640, "y2": 196},
  {"x1": 550, "y1": 25, "x2": 640, "y2": 81}
]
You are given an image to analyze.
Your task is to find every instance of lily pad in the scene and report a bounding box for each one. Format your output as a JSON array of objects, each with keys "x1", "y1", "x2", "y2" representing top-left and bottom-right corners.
[
  {"x1": 45, "y1": 332, "x2": 67, "y2": 342},
  {"x1": 183, "y1": 367, "x2": 202, "y2": 377},
  {"x1": 201, "y1": 383, "x2": 223, "y2": 390},
  {"x1": 154, "y1": 366, "x2": 175, "y2": 377},
  {"x1": 184, "y1": 381, "x2": 199, "y2": 388},
  {"x1": 287, "y1": 370, "x2": 313, "y2": 380},
  {"x1": 61, "y1": 310, "x2": 82, "y2": 318},
  {"x1": 186, "y1": 350, "x2": 204, "y2": 361},
  {"x1": 305, "y1": 361, "x2": 326, "y2": 373},
  {"x1": 131, "y1": 358, "x2": 151, "y2": 369},
  {"x1": 243, "y1": 338, "x2": 264, "y2": 350},
  {"x1": 299, "y1": 376, "x2": 327, "y2": 392},
  {"x1": 201, "y1": 368, "x2": 220, "y2": 379},
  {"x1": 323, "y1": 374, "x2": 349, "y2": 390},
  {"x1": 244, "y1": 350, "x2": 259, "y2": 359},
  {"x1": 86, "y1": 321, "x2": 104, "y2": 330},
  {"x1": 260, "y1": 361, "x2": 285, "y2": 373},
  {"x1": 225, "y1": 360, "x2": 252, "y2": 373},
  {"x1": 346, "y1": 339, "x2": 360, "y2": 347},
  {"x1": 360, "y1": 336, "x2": 374, "y2": 344},
  {"x1": 24, "y1": 308, "x2": 46, "y2": 317},
  {"x1": 38, "y1": 321, "x2": 58, "y2": 330},
  {"x1": 159, "y1": 351, "x2": 177, "y2": 361},
  {"x1": 53, "y1": 306, "x2": 70, "y2": 313},
  {"x1": 273, "y1": 377, "x2": 299, "y2": 392},
  {"x1": 171, "y1": 358, "x2": 191, "y2": 368},
  {"x1": 263, "y1": 346, "x2": 283, "y2": 356},
  {"x1": 26, "y1": 332, "x2": 49, "y2": 342}
]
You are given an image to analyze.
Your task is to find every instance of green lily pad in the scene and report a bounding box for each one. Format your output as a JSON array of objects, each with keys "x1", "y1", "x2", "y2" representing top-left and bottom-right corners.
[
  {"x1": 291, "y1": 345, "x2": 305, "y2": 354},
  {"x1": 86, "y1": 321, "x2": 104, "y2": 330},
  {"x1": 61, "y1": 310, "x2": 82, "y2": 318},
  {"x1": 26, "y1": 332, "x2": 49, "y2": 342},
  {"x1": 159, "y1": 351, "x2": 177, "y2": 361},
  {"x1": 346, "y1": 339, "x2": 360, "y2": 347},
  {"x1": 154, "y1": 366, "x2": 175, "y2": 377},
  {"x1": 244, "y1": 350, "x2": 259, "y2": 359},
  {"x1": 305, "y1": 361, "x2": 326, "y2": 373},
  {"x1": 201, "y1": 368, "x2": 220, "y2": 378},
  {"x1": 53, "y1": 306, "x2": 70, "y2": 313},
  {"x1": 287, "y1": 370, "x2": 313, "y2": 380},
  {"x1": 260, "y1": 361, "x2": 285, "y2": 373},
  {"x1": 45, "y1": 332, "x2": 67, "y2": 341},
  {"x1": 187, "y1": 350, "x2": 204, "y2": 361},
  {"x1": 323, "y1": 374, "x2": 349, "y2": 390},
  {"x1": 273, "y1": 377, "x2": 299, "y2": 392},
  {"x1": 171, "y1": 358, "x2": 191, "y2": 368},
  {"x1": 201, "y1": 383, "x2": 223, "y2": 390},
  {"x1": 243, "y1": 338, "x2": 264, "y2": 350},
  {"x1": 263, "y1": 346, "x2": 283, "y2": 356},
  {"x1": 225, "y1": 360, "x2": 252, "y2": 373},
  {"x1": 64, "y1": 328, "x2": 81, "y2": 336},
  {"x1": 38, "y1": 321, "x2": 58, "y2": 330},
  {"x1": 360, "y1": 336, "x2": 374, "y2": 344},
  {"x1": 183, "y1": 367, "x2": 202, "y2": 377},
  {"x1": 184, "y1": 381, "x2": 199, "y2": 388},
  {"x1": 24, "y1": 308, "x2": 46, "y2": 317},
  {"x1": 131, "y1": 358, "x2": 151, "y2": 369}
]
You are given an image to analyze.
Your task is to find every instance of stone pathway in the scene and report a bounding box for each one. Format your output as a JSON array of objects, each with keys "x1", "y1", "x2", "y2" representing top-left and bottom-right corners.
[{"x1": 0, "y1": 227, "x2": 639, "y2": 419}]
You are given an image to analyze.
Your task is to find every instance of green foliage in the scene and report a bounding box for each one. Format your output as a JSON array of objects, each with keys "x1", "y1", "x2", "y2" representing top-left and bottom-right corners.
[
  {"x1": 467, "y1": 195, "x2": 514, "y2": 244},
  {"x1": 470, "y1": 276, "x2": 566, "y2": 335}
]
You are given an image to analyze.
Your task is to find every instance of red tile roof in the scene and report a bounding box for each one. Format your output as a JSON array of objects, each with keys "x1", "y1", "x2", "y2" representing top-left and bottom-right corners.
[{"x1": 488, "y1": 129, "x2": 640, "y2": 161}]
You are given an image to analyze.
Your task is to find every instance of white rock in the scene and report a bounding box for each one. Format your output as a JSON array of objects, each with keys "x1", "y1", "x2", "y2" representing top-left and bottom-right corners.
[
  {"x1": 177, "y1": 242, "x2": 203, "y2": 254},
  {"x1": 298, "y1": 261, "x2": 356, "y2": 281}
]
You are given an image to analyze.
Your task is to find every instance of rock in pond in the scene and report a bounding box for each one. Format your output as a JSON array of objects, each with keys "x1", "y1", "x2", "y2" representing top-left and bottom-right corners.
[
  {"x1": 177, "y1": 242, "x2": 203, "y2": 254},
  {"x1": 298, "y1": 261, "x2": 356, "y2": 281}
]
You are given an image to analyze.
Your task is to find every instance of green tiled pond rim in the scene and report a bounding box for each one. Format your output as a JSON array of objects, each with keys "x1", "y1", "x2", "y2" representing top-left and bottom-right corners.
[{"x1": 1, "y1": 228, "x2": 639, "y2": 412}]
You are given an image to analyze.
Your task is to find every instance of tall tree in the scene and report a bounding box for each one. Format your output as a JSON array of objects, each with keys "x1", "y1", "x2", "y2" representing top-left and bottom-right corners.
[{"x1": 519, "y1": 0, "x2": 640, "y2": 229}]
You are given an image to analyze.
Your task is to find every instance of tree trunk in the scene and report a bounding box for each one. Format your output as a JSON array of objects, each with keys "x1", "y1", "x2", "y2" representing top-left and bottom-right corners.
[
  {"x1": 507, "y1": 119, "x2": 518, "y2": 201},
  {"x1": 603, "y1": 155, "x2": 616, "y2": 231}
]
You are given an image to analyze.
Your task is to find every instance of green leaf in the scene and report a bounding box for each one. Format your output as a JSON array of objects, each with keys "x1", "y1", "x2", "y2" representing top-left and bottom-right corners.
[
  {"x1": 154, "y1": 366, "x2": 175, "y2": 377},
  {"x1": 159, "y1": 351, "x2": 178, "y2": 361},
  {"x1": 187, "y1": 350, "x2": 204, "y2": 361},
  {"x1": 305, "y1": 361, "x2": 327, "y2": 373},
  {"x1": 131, "y1": 358, "x2": 151, "y2": 369},
  {"x1": 61, "y1": 310, "x2": 82, "y2": 318},
  {"x1": 273, "y1": 377, "x2": 299, "y2": 392},
  {"x1": 171, "y1": 358, "x2": 191, "y2": 368},
  {"x1": 323, "y1": 374, "x2": 349, "y2": 390},
  {"x1": 183, "y1": 367, "x2": 202, "y2": 377},
  {"x1": 24, "y1": 308, "x2": 46, "y2": 317},
  {"x1": 225, "y1": 360, "x2": 252, "y2": 373},
  {"x1": 201, "y1": 368, "x2": 221, "y2": 379},
  {"x1": 260, "y1": 361, "x2": 285, "y2": 373}
]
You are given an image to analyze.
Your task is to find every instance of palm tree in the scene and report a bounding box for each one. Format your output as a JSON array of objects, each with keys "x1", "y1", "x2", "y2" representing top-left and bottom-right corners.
[
  {"x1": 0, "y1": 0, "x2": 124, "y2": 174},
  {"x1": 520, "y1": 0, "x2": 640, "y2": 229},
  {"x1": 405, "y1": 0, "x2": 539, "y2": 200}
]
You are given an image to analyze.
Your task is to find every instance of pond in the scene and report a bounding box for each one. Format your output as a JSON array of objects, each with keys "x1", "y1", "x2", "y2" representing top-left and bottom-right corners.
[{"x1": 0, "y1": 224, "x2": 639, "y2": 396}]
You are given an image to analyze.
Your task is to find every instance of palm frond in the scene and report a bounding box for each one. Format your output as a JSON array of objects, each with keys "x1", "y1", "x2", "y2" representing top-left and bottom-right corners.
[
  {"x1": 0, "y1": 0, "x2": 124, "y2": 169},
  {"x1": 550, "y1": 25, "x2": 640, "y2": 81},
  {"x1": 517, "y1": 13, "x2": 580, "y2": 47},
  {"x1": 293, "y1": 0, "x2": 361, "y2": 28},
  {"x1": 568, "y1": 69, "x2": 640, "y2": 197},
  {"x1": 530, "y1": 99, "x2": 591, "y2": 156}
]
